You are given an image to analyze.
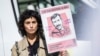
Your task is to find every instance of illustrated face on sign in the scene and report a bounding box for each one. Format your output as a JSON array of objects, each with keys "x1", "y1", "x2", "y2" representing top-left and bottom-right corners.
[{"x1": 51, "y1": 14, "x2": 63, "y2": 30}]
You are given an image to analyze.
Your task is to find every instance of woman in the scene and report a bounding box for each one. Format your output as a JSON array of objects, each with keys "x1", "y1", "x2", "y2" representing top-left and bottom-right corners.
[{"x1": 11, "y1": 10, "x2": 68, "y2": 56}]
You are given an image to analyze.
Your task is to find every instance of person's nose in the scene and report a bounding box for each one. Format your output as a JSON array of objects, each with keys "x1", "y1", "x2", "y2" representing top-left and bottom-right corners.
[{"x1": 30, "y1": 23, "x2": 33, "y2": 28}]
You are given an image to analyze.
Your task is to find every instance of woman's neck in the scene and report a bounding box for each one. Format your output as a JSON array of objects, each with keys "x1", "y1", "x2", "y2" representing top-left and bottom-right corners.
[
  {"x1": 27, "y1": 33, "x2": 36, "y2": 39},
  {"x1": 26, "y1": 33, "x2": 37, "y2": 45}
]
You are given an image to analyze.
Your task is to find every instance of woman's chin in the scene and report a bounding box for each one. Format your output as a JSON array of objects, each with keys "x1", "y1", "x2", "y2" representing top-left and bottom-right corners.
[{"x1": 28, "y1": 32, "x2": 36, "y2": 35}]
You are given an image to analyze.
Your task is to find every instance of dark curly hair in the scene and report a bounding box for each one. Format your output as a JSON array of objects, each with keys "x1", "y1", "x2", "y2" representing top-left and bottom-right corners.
[{"x1": 18, "y1": 10, "x2": 43, "y2": 37}]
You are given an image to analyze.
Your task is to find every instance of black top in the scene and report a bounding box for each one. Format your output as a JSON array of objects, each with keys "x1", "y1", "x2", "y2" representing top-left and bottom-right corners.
[
  {"x1": 27, "y1": 38, "x2": 60, "y2": 56},
  {"x1": 28, "y1": 39, "x2": 39, "y2": 56}
]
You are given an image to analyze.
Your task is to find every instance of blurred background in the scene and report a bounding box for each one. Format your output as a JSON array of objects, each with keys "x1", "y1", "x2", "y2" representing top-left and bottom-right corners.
[{"x1": 0, "y1": 0, "x2": 100, "y2": 56}]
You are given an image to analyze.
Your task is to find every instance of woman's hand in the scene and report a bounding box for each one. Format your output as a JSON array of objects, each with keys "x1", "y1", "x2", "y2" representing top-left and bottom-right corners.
[{"x1": 59, "y1": 50, "x2": 69, "y2": 56}]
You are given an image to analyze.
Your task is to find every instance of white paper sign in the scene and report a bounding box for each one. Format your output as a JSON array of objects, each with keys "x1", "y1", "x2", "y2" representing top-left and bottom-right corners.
[{"x1": 40, "y1": 3, "x2": 76, "y2": 53}]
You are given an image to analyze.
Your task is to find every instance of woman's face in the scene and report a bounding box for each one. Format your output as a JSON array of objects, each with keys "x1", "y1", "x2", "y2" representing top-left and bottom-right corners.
[{"x1": 24, "y1": 17, "x2": 38, "y2": 35}]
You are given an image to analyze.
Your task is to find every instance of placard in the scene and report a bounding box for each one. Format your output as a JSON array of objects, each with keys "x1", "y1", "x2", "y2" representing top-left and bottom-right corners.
[{"x1": 40, "y1": 3, "x2": 76, "y2": 53}]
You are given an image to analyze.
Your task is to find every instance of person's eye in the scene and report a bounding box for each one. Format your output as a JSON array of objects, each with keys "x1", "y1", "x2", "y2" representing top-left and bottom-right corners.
[
  {"x1": 32, "y1": 21, "x2": 36, "y2": 24},
  {"x1": 25, "y1": 22, "x2": 30, "y2": 24}
]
